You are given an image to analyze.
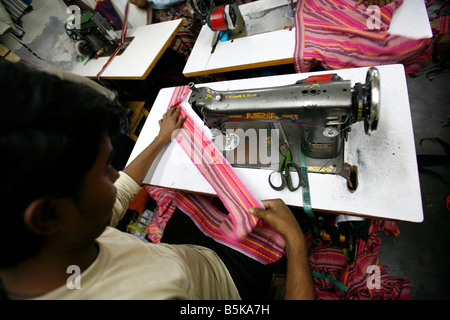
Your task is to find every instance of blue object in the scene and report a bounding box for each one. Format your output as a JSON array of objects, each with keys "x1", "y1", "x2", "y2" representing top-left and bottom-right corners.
[{"x1": 219, "y1": 30, "x2": 229, "y2": 42}]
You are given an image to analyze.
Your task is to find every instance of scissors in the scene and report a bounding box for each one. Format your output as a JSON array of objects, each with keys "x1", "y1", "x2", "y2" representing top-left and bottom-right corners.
[{"x1": 268, "y1": 124, "x2": 304, "y2": 191}]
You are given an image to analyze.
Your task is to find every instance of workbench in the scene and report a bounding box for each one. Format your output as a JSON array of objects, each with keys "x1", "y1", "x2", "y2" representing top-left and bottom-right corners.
[
  {"x1": 183, "y1": 0, "x2": 432, "y2": 77},
  {"x1": 70, "y1": 19, "x2": 183, "y2": 80},
  {"x1": 127, "y1": 64, "x2": 424, "y2": 223}
]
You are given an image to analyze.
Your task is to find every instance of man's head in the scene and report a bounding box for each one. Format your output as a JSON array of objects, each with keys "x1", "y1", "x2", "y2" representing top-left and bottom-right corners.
[{"x1": 0, "y1": 62, "x2": 127, "y2": 269}]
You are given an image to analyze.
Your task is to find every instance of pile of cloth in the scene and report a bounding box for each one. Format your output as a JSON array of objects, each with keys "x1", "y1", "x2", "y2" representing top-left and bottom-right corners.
[
  {"x1": 306, "y1": 219, "x2": 411, "y2": 299},
  {"x1": 293, "y1": 0, "x2": 433, "y2": 74}
]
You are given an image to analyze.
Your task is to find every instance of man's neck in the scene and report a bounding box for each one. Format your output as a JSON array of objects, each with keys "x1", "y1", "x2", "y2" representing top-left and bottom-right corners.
[{"x1": 0, "y1": 242, "x2": 99, "y2": 300}]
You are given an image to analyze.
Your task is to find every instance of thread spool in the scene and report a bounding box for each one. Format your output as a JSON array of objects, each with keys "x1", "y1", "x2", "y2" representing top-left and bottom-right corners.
[
  {"x1": 208, "y1": 5, "x2": 237, "y2": 31},
  {"x1": 321, "y1": 229, "x2": 346, "y2": 243}
]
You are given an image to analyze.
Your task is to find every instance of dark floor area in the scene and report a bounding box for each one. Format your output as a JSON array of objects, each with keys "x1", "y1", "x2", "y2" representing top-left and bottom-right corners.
[{"x1": 377, "y1": 72, "x2": 450, "y2": 300}]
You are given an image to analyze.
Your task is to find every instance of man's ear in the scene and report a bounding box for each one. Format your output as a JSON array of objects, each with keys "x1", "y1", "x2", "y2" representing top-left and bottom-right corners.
[{"x1": 23, "y1": 198, "x2": 61, "y2": 235}]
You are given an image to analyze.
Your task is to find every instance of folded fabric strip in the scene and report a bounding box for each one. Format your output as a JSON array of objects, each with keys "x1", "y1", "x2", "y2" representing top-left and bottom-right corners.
[
  {"x1": 145, "y1": 85, "x2": 286, "y2": 264},
  {"x1": 171, "y1": 86, "x2": 265, "y2": 242},
  {"x1": 145, "y1": 185, "x2": 286, "y2": 264},
  {"x1": 294, "y1": 0, "x2": 432, "y2": 74}
]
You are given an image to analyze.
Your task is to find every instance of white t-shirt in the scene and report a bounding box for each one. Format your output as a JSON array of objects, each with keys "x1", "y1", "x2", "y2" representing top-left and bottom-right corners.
[{"x1": 34, "y1": 172, "x2": 240, "y2": 300}]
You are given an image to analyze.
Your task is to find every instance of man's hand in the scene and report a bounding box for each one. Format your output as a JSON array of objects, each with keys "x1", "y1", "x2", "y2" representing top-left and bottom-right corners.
[
  {"x1": 249, "y1": 199, "x2": 315, "y2": 300},
  {"x1": 249, "y1": 199, "x2": 304, "y2": 243},
  {"x1": 156, "y1": 106, "x2": 186, "y2": 145},
  {"x1": 355, "y1": 0, "x2": 393, "y2": 6},
  {"x1": 130, "y1": 0, "x2": 148, "y2": 7}
]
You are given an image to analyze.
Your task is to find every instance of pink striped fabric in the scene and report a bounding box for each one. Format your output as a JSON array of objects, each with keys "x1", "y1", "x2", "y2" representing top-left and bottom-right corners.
[
  {"x1": 145, "y1": 185, "x2": 286, "y2": 264},
  {"x1": 294, "y1": 0, "x2": 432, "y2": 74},
  {"x1": 145, "y1": 187, "x2": 178, "y2": 242},
  {"x1": 155, "y1": 86, "x2": 286, "y2": 264},
  {"x1": 307, "y1": 220, "x2": 411, "y2": 299},
  {"x1": 439, "y1": 16, "x2": 450, "y2": 34}
]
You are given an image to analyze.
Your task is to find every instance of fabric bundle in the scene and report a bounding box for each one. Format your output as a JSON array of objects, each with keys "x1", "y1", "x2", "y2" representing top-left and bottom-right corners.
[
  {"x1": 294, "y1": 0, "x2": 432, "y2": 74},
  {"x1": 307, "y1": 220, "x2": 411, "y2": 299}
]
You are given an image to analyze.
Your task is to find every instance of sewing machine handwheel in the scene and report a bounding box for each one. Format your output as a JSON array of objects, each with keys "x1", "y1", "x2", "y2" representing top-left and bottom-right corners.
[{"x1": 364, "y1": 67, "x2": 380, "y2": 135}]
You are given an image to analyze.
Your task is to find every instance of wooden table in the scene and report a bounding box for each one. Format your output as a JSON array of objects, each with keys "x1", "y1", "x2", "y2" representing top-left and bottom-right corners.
[{"x1": 71, "y1": 19, "x2": 183, "y2": 80}]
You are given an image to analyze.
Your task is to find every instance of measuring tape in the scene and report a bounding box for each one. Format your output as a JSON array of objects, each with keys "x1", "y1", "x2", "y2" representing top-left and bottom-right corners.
[
  {"x1": 299, "y1": 146, "x2": 318, "y2": 237},
  {"x1": 300, "y1": 147, "x2": 348, "y2": 292}
]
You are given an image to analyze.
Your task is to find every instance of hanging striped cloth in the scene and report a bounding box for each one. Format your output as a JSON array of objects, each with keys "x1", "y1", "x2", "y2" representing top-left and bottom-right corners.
[
  {"x1": 156, "y1": 85, "x2": 286, "y2": 264},
  {"x1": 294, "y1": 0, "x2": 432, "y2": 74},
  {"x1": 0, "y1": 0, "x2": 32, "y2": 23}
]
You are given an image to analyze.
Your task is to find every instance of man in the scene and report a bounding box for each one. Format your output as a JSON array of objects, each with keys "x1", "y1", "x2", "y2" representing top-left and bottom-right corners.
[{"x1": 0, "y1": 61, "x2": 314, "y2": 300}]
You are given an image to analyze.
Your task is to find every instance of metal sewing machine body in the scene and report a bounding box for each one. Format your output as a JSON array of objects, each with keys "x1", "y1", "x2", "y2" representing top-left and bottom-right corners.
[
  {"x1": 188, "y1": 68, "x2": 380, "y2": 190},
  {"x1": 66, "y1": 11, "x2": 132, "y2": 60},
  {"x1": 191, "y1": 0, "x2": 297, "y2": 50}
]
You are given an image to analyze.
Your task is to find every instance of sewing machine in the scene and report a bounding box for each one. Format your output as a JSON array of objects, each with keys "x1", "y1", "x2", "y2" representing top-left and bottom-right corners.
[
  {"x1": 66, "y1": 11, "x2": 132, "y2": 60},
  {"x1": 190, "y1": 0, "x2": 295, "y2": 48},
  {"x1": 188, "y1": 67, "x2": 380, "y2": 191},
  {"x1": 191, "y1": 0, "x2": 245, "y2": 38}
]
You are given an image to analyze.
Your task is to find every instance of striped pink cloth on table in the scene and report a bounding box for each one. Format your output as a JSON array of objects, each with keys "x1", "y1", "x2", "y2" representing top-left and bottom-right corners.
[
  {"x1": 151, "y1": 85, "x2": 286, "y2": 264},
  {"x1": 294, "y1": 0, "x2": 432, "y2": 73}
]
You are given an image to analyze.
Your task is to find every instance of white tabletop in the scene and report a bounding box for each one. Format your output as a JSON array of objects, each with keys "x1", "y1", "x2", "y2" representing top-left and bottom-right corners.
[
  {"x1": 183, "y1": 0, "x2": 432, "y2": 77},
  {"x1": 127, "y1": 64, "x2": 424, "y2": 223},
  {"x1": 71, "y1": 19, "x2": 182, "y2": 80}
]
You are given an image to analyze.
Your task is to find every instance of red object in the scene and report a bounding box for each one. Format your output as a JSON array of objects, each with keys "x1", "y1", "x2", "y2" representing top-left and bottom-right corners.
[
  {"x1": 306, "y1": 74, "x2": 334, "y2": 83},
  {"x1": 96, "y1": 0, "x2": 130, "y2": 82},
  {"x1": 446, "y1": 195, "x2": 450, "y2": 210},
  {"x1": 209, "y1": 6, "x2": 228, "y2": 31}
]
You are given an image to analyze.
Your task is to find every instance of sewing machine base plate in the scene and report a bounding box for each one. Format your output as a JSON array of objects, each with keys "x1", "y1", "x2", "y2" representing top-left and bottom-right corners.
[
  {"x1": 214, "y1": 123, "x2": 344, "y2": 174},
  {"x1": 227, "y1": 3, "x2": 295, "y2": 41}
]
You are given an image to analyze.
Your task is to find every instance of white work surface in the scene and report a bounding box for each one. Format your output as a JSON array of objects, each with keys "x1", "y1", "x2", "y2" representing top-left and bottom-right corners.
[
  {"x1": 127, "y1": 64, "x2": 423, "y2": 223},
  {"x1": 71, "y1": 19, "x2": 182, "y2": 80},
  {"x1": 183, "y1": 0, "x2": 432, "y2": 77}
]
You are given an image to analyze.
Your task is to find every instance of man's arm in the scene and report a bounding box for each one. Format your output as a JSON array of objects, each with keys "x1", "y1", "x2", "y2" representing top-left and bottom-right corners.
[
  {"x1": 122, "y1": 106, "x2": 186, "y2": 185},
  {"x1": 249, "y1": 199, "x2": 316, "y2": 300},
  {"x1": 110, "y1": 106, "x2": 185, "y2": 225}
]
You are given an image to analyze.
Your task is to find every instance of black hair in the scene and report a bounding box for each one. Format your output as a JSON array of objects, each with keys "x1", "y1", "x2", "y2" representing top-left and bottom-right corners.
[{"x1": 0, "y1": 61, "x2": 127, "y2": 268}]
